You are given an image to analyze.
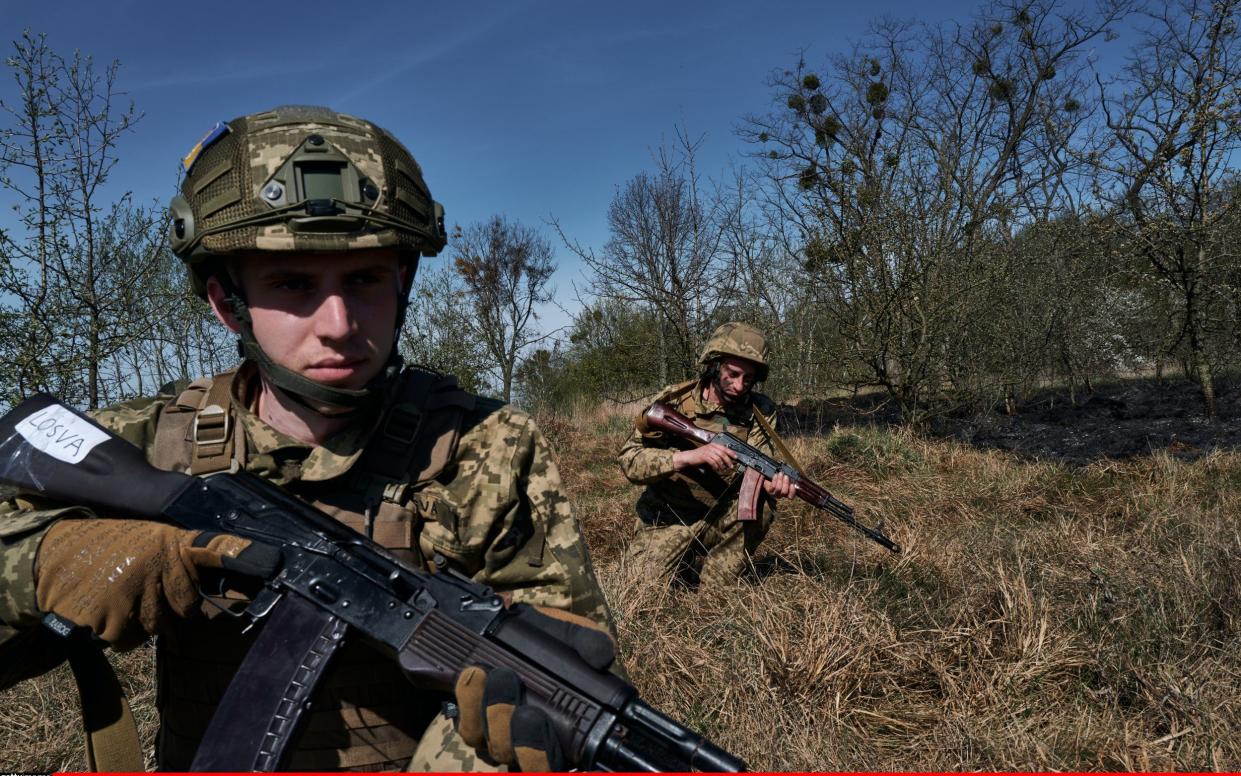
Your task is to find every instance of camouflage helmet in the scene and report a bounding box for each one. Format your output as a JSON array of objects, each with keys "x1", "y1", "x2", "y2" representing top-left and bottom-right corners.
[
  {"x1": 699, "y1": 322, "x2": 770, "y2": 382},
  {"x1": 168, "y1": 105, "x2": 446, "y2": 294}
]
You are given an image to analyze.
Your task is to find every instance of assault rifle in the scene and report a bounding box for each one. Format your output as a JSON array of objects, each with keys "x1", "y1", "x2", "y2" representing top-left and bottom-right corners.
[
  {"x1": 0, "y1": 394, "x2": 747, "y2": 772},
  {"x1": 643, "y1": 402, "x2": 899, "y2": 553}
]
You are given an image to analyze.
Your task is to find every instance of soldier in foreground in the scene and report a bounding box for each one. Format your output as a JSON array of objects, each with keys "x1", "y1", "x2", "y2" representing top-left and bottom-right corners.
[
  {"x1": 0, "y1": 105, "x2": 614, "y2": 771},
  {"x1": 618, "y1": 323, "x2": 795, "y2": 589}
]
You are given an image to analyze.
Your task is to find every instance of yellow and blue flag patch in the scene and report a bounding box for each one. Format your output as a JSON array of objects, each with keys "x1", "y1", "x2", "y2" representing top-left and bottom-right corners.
[{"x1": 182, "y1": 121, "x2": 230, "y2": 174}]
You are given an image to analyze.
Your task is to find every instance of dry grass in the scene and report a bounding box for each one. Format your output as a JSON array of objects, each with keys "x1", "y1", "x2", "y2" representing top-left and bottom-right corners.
[
  {"x1": 5, "y1": 404, "x2": 1241, "y2": 770},
  {"x1": 558, "y1": 407, "x2": 1241, "y2": 771}
]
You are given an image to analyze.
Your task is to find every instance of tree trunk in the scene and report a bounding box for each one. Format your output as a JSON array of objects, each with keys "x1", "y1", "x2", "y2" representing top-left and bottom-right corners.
[{"x1": 1186, "y1": 289, "x2": 1216, "y2": 420}]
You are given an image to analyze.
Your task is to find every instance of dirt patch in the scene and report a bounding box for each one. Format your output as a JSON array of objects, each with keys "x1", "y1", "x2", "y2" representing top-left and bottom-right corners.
[{"x1": 781, "y1": 376, "x2": 1241, "y2": 465}]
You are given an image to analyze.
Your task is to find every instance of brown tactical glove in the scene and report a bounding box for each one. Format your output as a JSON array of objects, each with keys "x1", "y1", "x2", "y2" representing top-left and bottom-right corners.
[
  {"x1": 453, "y1": 606, "x2": 615, "y2": 772},
  {"x1": 35, "y1": 518, "x2": 280, "y2": 650}
]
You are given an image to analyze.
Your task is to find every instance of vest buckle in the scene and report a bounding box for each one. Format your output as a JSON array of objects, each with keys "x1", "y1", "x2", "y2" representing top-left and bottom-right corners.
[{"x1": 193, "y1": 404, "x2": 230, "y2": 448}]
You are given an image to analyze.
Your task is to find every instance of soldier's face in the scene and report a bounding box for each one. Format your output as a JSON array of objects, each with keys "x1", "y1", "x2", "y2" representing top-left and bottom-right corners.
[
  {"x1": 714, "y1": 357, "x2": 758, "y2": 405},
  {"x1": 207, "y1": 249, "x2": 407, "y2": 391}
]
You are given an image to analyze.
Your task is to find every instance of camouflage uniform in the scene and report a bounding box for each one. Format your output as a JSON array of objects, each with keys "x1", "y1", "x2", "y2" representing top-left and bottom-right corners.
[
  {"x1": 617, "y1": 378, "x2": 781, "y2": 589},
  {"x1": 0, "y1": 362, "x2": 613, "y2": 771}
]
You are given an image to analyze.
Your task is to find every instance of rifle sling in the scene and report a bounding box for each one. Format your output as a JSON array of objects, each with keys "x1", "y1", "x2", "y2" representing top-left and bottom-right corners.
[
  {"x1": 190, "y1": 593, "x2": 350, "y2": 771},
  {"x1": 750, "y1": 403, "x2": 803, "y2": 475},
  {"x1": 64, "y1": 637, "x2": 145, "y2": 772}
]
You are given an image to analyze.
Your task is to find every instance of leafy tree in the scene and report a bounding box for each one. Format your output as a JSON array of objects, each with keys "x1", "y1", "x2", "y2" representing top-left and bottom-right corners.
[{"x1": 399, "y1": 262, "x2": 491, "y2": 395}]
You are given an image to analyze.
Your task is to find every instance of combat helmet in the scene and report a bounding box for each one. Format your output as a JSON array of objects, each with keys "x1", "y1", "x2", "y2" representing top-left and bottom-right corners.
[
  {"x1": 167, "y1": 105, "x2": 447, "y2": 410},
  {"x1": 699, "y1": 322, "x2": 770, "y2": 382}
]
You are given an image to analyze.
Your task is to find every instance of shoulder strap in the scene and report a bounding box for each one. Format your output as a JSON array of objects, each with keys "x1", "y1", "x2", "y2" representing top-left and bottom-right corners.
[
  {"x1": 152, "y1": 370, "x2": 243, "y2": 476},
  {"x1": 662, "y1": 378, "x2": 699, "y2": 406},
  {"x1": 188, "y1": 371, "x2": 243, "y2": 475},
  {"x1": 357, "y1": 367, "x2": 476, "y2": 487}
]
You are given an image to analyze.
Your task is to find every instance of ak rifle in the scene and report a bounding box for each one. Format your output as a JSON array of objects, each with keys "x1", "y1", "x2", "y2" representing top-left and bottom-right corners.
[
  {"x1": 643, "y1": 402, "x2": 899, "y2": 553},
  {"x1": 0, "y1": 394, "x2": 747, "y2": 772}
]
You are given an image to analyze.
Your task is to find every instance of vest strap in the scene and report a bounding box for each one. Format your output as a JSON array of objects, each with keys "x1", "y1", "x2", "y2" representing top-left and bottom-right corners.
[
  {"x1": 358, "y1": 368, "x2": 474, "y2": 486},
  {"x1": 191, "y1": 372, "x2": 242, "y2": 475}
]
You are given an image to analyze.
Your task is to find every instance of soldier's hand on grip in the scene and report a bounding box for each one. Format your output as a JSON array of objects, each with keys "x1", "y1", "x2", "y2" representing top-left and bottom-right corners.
[
  {"x1": 673, "y1": 442, "x2": 737, "y2": 474},
  {"x1": 453, "y1": 605, "x2": 615, "y2": 771},
  {"x1": 35, "y1": 518, "x2": 281, "y2": 650}
]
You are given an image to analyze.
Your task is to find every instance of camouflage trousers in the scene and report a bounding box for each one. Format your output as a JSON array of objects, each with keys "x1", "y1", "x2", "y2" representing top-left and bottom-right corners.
[
  {"x1": 625, "y1": 511, "x2": 772, "y2": 590},
  {"x1": 407, "y1": 712, "x2": 506, "y2": 772}
]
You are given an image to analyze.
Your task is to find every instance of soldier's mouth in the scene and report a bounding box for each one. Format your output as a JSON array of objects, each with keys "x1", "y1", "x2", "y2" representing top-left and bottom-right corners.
[{"x1": 305, "y1": 358, "x2": 369, "y2": 383}]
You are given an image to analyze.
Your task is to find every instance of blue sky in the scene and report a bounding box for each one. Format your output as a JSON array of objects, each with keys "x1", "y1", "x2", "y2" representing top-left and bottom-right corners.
[{"x1": 3, "y1": 0, "x2": 1121, "y2": 335}]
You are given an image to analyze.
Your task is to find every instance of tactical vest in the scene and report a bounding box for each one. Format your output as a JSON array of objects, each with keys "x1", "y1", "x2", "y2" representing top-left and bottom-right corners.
[
  {"x1": 149, "y1": 366, "x2": 476, "y2": 771},
  {"x1": 635, "y1": 379, "x2": 772, "y2": 525}
]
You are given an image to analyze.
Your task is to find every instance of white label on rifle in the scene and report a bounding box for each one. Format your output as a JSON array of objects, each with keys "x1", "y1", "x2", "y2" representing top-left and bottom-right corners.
[{"x1": 16, "y1": 404, "x2": 108, "y2": 465}]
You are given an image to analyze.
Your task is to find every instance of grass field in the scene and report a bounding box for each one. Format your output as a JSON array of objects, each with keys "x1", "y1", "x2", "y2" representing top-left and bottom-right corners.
[{"x1": 4, "y1": 402, "x2": 1240, "y2": 771}]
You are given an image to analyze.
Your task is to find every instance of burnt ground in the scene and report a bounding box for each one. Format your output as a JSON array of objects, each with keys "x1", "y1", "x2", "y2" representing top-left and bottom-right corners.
[{"x1": 781, "y1": 375, "x2": 1241, "y2": 465}]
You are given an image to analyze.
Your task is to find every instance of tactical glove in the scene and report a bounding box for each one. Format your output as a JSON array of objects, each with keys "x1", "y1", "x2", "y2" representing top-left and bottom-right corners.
[
  {"x1": 35, "y1": 518, "x2": 281, "y2": 650},
  {"x1": 453, "y1": 606, "x2": 615, "y2": 771}
]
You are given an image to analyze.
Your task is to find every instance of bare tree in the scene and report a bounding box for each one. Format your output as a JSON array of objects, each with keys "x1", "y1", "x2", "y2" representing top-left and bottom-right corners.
[
  {"x1": 743, "y1": 0, "x2": 1130, "y2": 423},
  {"x1": 1094, "y1": 0, "x2": 1240, "y2": 418},
  {"x1": 555, "y1": 130, "x2": 736, "y2": 384},
  {"x1": 450, "y1": 216, "x2": 556, "y2": 402},
  {"x1": 0, "y1": 31, "x2": 158, "y2": 409},
  {"x1": 399, "y1": 263, "x2": 491, "y2": 394}
]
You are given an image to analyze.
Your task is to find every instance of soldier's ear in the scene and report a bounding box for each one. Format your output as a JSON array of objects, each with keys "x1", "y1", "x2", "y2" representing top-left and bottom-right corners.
[{"x1": 205, "y1": 276, "x2": 243, "y2": 334}]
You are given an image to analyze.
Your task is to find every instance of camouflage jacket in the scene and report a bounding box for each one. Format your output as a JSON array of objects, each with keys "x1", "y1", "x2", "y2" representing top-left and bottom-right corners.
[
  {"x1": 0, "y1": 363, "x2": 614, "y2": 767},
  {"x1": 616, "y1": 378, "x2": 780, "y2": 525}
]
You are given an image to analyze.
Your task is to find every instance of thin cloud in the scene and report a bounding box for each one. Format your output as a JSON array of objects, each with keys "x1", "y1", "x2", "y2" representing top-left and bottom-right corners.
[
  {"x1": 329, "y1": 5, "x2": 528, "y2": 106},
  {"x1": 125, "y1": 59, "x2": 322, "y2": 93}
]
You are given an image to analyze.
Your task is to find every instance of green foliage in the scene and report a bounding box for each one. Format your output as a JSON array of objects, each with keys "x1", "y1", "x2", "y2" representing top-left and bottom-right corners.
[
  {"x1": 802, "y1": 73, "x2": 821, "y2": 90},
  {"x1": 824, "y1": 426, "x2": 924, "y2": 476},
  {"x1": 787, "y1": 93, "x2": 806, "y2": 112},
  {"x1": 514, "y1": 300, "x2": 669, "y2": 411},
  {"x1": 400, "y1": 264, "x2": 492, "y2": 395},
  {"x1": 802, "y1": 235, "x2": 835, "y2": 272}
]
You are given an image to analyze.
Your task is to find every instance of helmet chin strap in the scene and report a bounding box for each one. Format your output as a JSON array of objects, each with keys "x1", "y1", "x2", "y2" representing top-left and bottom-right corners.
[{"x1": 221, "y1": 278, "x2": 400, "y2": 416}]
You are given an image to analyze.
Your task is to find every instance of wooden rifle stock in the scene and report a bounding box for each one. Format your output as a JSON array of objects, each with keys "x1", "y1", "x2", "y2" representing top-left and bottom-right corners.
[{"x1": 642, "y1": 402, "x2": 715, "y2": 444}]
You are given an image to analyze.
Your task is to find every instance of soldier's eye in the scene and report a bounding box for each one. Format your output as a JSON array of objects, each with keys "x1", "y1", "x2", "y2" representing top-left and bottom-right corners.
[{"x1": 272, "y1": 276, "x2": 314, "y2": 292}]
